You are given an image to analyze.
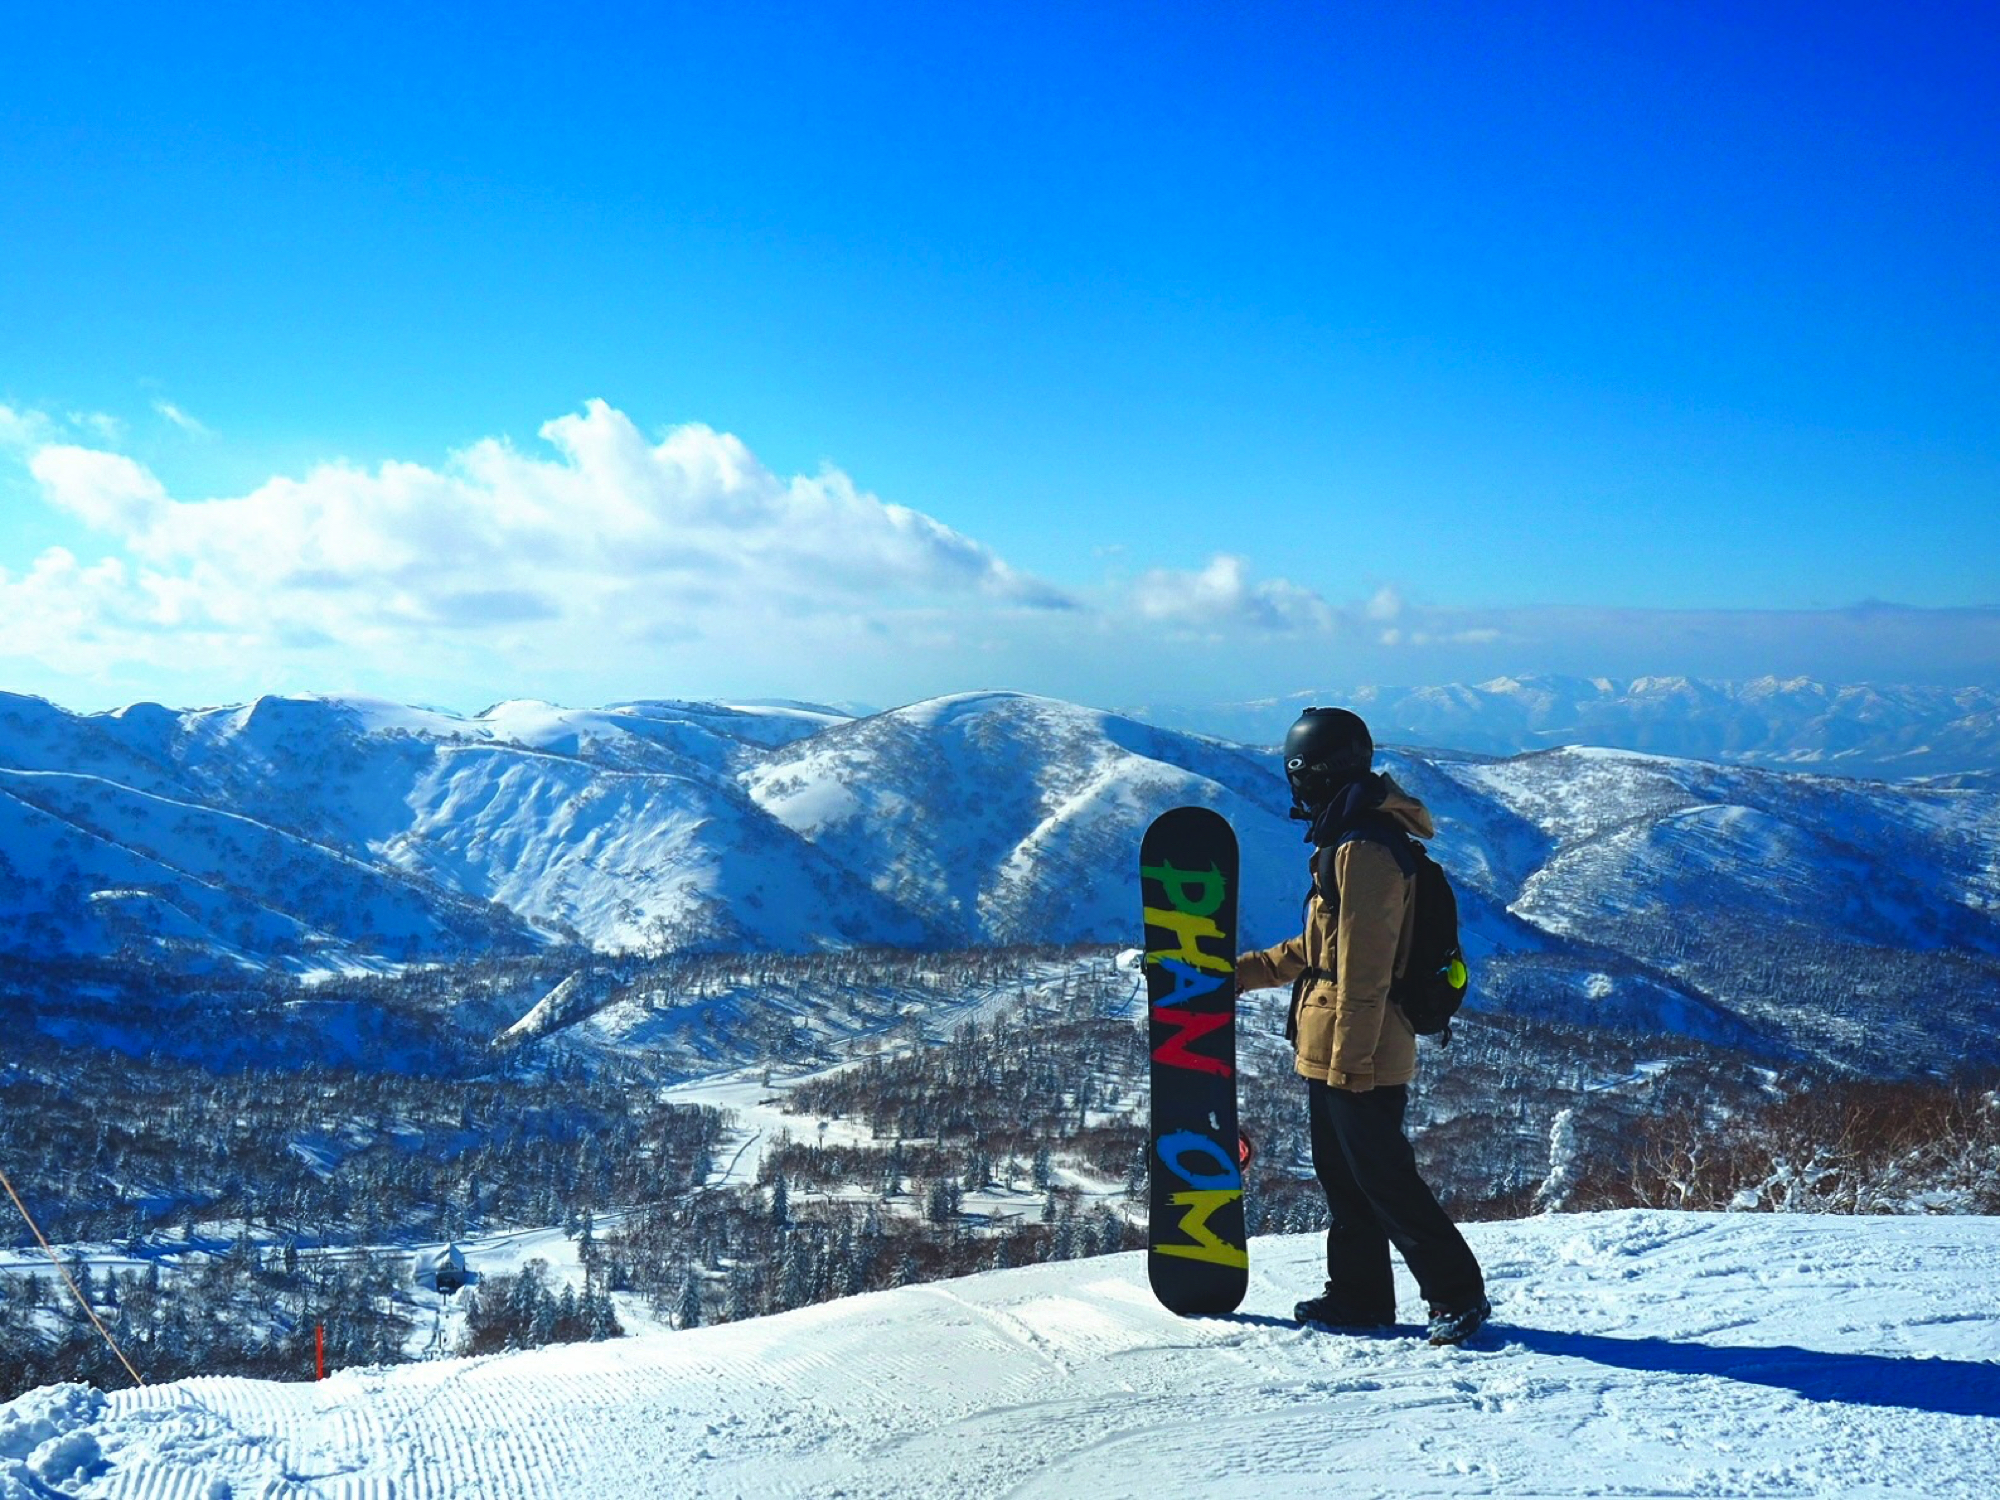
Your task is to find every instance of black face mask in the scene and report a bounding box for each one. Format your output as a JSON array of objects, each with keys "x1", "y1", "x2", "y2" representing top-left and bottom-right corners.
[
  {"x1": 1297, "y1": 773, "x2": 1386, "y2": 845},
  {"x1": 1288, "y1": 768, "x2": 1363, "y2": 820}
]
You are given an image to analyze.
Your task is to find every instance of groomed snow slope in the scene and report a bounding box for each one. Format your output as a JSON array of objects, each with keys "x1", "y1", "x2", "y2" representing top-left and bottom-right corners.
[{"x1": 7, "y1": 1212, "x2": 1997, "y2": 1498}]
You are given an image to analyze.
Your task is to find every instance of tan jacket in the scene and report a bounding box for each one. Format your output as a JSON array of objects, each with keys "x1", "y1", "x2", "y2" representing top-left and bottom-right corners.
[{"x1": 1236, "y1": 777, "x2": 1434, "y2": 1091}]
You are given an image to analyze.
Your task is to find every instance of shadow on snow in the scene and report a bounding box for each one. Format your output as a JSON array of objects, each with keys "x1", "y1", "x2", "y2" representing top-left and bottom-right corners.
[
  {"x1": 1504, "y1": 1328, "x2": 2000, "y2": 1420},
  {"x1": 1189, "y1": 1314, "x2": 1998, "y2": 1419}
]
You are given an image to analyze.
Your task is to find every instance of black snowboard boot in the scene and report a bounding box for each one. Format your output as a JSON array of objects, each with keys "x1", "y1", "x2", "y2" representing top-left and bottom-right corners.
[
  {"x1": 1293, "y1": 1288, "x2": 1394, "y2": 1329},
  {"x1": 1425, "y1": 1296, "x2": 1491, "y2": 1346}
]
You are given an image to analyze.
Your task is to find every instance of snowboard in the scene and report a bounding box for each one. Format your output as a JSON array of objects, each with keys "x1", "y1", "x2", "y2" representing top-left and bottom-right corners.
[{"x1": 1141, "y1": 805, "x2": 1247, "y2": 1316}]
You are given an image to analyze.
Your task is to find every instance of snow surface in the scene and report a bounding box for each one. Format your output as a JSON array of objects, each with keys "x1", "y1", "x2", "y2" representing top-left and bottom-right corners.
[
  {"x1": 7, "y1": 1211, "x2": 1997, "y2": 1498},
  {"x1": 662, "y1": 1067, "x2": 901, "y2": 1189}
]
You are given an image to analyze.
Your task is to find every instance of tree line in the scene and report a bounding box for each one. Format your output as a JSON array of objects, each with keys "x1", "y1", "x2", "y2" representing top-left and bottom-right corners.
[{"x1": 6, "y1": 940, "x2": 1996, "y2": 1402}]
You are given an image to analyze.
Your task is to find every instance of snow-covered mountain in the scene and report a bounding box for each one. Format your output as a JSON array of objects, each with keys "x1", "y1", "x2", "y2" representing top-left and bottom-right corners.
[
  {"x1": 6, "y1": 1211, "x2": 1996, "y2": 1498},
  {"x1": 0, "y1": 691, "x2": 891, "y2": 965},
  {"x1": 1, "y1": 688, "x2": 1297, "y2": 963},
  {"x1": 1142, "y1": 675, "x2": 2000, "y2": 780},
  {"x1": 5, "y1": 687, "x2": 1998, "y2": 1072},
  {"x1": 743, "y1": 692, "x2": 1296, "y2": 947}
]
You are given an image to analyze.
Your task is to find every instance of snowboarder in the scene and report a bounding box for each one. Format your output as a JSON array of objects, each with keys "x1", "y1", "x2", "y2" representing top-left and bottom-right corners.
[{"x1": 1234, "y1": 707, "x2": 1490, "y2": 1346}]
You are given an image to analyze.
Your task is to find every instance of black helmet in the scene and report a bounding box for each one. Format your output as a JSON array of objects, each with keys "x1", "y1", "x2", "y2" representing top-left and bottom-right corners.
[{"x1": 1283, "y1": 707, "x2": 1372, "y2": 809}]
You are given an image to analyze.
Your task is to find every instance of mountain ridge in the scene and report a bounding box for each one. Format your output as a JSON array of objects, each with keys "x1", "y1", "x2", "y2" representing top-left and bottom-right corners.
[
  {"x1": 4, "y1": 685, "x2": 1998, "y2": 1074},
  {"x1": 1133, "y1": 673, "x2": 2000, "y2": 779}
]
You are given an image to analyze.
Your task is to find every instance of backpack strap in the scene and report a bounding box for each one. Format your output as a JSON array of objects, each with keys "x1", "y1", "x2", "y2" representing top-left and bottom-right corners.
[
  {"x1": 1335, "y1": 817, "x2": 1419, "y2": 876},
  {"x1": 1314, "y1": 816, "x2": 1418, "y2": 895}
]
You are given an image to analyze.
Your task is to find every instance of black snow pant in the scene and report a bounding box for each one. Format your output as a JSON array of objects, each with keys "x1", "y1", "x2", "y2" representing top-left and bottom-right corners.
[{"x1": 1306, "y1": 1079, "x2": 1484, "y2": 1318}]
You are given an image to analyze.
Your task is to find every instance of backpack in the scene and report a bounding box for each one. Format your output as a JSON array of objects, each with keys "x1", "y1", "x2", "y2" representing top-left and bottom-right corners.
[{"x1": 1310, "y1": 821, "x2": 1471, "y2": 1045}]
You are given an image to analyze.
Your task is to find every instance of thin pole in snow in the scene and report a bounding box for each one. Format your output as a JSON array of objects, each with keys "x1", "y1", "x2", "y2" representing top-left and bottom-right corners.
[{"x1": 0, "y1": 1159, "x2": 145, "y2": 1388}]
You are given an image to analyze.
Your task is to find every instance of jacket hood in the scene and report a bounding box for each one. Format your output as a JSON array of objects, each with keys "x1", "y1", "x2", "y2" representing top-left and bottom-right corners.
[
  {"x1": 1377, "y1": 773, "x2": 1435, "y2": 839},
  {"x1": 1303, "y1": 770, "x2": 1435, "y2": 845}
]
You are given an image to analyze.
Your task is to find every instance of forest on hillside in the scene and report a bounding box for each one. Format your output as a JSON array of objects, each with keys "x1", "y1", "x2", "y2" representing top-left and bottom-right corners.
[{"x1": 4, "y1": 945, "x2": 1995, "y2": 1399}]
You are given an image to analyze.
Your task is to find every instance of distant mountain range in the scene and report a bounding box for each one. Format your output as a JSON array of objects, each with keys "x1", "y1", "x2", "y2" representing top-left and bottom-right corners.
[
  {"x1": 3, "y1": 686, "x2": 1998, "y2": 1073},
  {"x1": 1134, "y1": 675, "x2": 2000, "y2": 781}
]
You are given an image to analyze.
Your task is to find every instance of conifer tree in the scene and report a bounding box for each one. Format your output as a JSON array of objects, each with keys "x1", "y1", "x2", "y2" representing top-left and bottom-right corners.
[{"x1": 678, "y1": 1276, "x2": 703, "y2": 1330}]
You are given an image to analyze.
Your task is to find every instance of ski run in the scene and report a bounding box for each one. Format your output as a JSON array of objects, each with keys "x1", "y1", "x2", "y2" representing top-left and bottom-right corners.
[{"x1": 6, "y1": 1210, "x2": 1997, "y2": 1498}]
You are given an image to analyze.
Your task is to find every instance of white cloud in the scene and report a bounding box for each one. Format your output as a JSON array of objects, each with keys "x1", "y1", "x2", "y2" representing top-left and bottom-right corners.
[
  {"x1": 110, "y1": 402, "x2": 1066, "y2": 610},
  {"x1": 4, "y1": 404, "x2": 129, "y2": 452},
  {"x1": 29, "y1": 446, "x2": 170, "y2": 535},
  {"x1": 1132, "y1": 554, "x2": 1337, "y2": 634},
  {"x1": 7, "y1": 399, "x2": 1993, "y2": 707},
  {"x1": 1366, "y1": 585, "x2": 1403, "y2": 622},
  {"x1": 0, "y1": 401, "x2": 1077, "y2": 694},
  {"x1": 70, "y1": 411, "x2": 126, "y2": 443},
  {"x1": 151, "y1": 399, "x2": 213, "y2": 439},
  {"x1": 0, "y1": 403, "x2": 56, "y2": 451}
]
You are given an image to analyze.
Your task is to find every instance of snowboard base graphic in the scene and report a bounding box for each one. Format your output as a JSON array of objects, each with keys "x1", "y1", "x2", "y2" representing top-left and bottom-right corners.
[{"x1": 1141, "y1": 805, "x2": 1246, "y2": 1317}]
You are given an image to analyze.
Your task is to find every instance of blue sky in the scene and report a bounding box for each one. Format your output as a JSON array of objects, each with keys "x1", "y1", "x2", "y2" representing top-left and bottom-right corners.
[{"x1": 3, "y1": 1, "x2": 1996, "y2": 713}]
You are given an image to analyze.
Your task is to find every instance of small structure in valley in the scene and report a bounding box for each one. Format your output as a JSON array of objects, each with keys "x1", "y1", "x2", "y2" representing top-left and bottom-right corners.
[{"x1": 413, "y1": 1243, "x2": 471, "y2": 1296}]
